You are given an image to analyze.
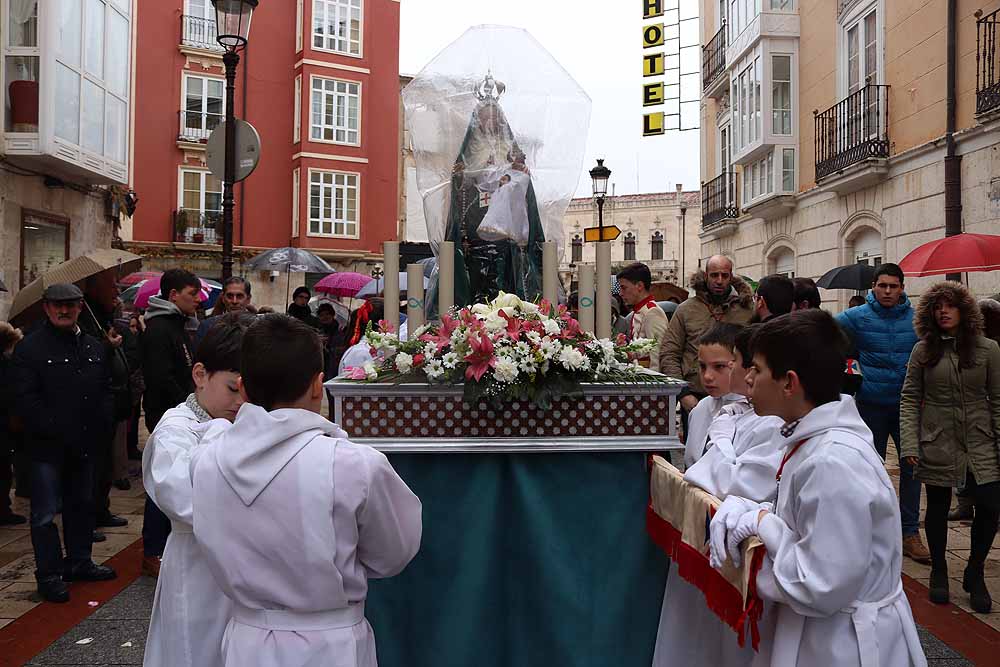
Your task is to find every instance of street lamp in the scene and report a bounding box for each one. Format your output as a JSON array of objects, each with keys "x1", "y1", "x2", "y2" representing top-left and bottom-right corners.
[
  {"x1": 212, "y1": 0, "x2": 258, "y2": 281},
  {"x1": 589, "y1": 159, "x2": 611, "y2": 235}
]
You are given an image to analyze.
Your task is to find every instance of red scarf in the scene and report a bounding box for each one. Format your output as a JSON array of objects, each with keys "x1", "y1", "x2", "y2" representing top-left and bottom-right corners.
[
  {"x1": 630, "y1": 295, "x2": 657, "y2": 340},
  {"x1": 349, "y1": 300, "x2": 374, "y2": 346}
]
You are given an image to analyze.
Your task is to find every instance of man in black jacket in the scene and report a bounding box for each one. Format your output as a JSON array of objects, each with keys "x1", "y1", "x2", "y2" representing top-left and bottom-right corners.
[
  {"x1": 139, "y1": 268, "x2": 200, "y2": 576},
  {"x1": 13, "y1": 284, "x2": 117, "y2": 603}
]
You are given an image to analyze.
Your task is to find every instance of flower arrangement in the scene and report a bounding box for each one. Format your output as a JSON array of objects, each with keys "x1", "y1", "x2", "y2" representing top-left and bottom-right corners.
[{"x1": 342, "y1": 292, "x2": 666, "y2": 410}]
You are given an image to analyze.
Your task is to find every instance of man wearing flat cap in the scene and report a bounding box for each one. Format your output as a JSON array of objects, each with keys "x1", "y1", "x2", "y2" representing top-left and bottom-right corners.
[{"x1": 12, "y1": 283, "x2": 117, "y2": 603}]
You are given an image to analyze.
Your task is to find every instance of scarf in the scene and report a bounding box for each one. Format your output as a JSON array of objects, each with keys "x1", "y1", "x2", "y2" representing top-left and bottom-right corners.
[
  {"x1": 185, "y1": 393, "x2": 213, "y2": 423},
  {"x1": 349, "y1": 300, "x2": 374, "y2": 346}
]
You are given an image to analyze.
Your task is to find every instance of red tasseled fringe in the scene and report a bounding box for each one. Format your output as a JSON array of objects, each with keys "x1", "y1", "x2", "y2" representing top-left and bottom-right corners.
[{"x1": 646, "y1": 504, "x2": 765, "y2": 651}]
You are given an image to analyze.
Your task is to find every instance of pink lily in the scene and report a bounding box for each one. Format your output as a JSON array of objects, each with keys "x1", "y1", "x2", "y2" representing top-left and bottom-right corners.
[
  {"x1": 418, "y1": 313, "x2": 459, "y2": 350},
  {"x1": 499, "y1": 310, "x2": 524, "y2": 340},
  {"x1": 377, "y1": 319, "x2": 396, "y2": 334},
  {"x1": 464, "y1": 333, "x2": 497, "y2": 381},
  {"x1": 344, "y1": 366, "x2": 368, "y2": 380}
]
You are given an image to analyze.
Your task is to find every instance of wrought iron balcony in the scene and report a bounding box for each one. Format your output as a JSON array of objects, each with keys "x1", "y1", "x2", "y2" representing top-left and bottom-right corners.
[
  {"x1": 814, "y1": 84, "x2": 890, "y2": 181},
  {"x1": 174, "y1": 209, "x2": 220, "y2": 244},
  {"x1": 181, "y1": 15, "x2": 223, "y2": 51},
  {"x1": 702, "y1": 23, "x2": 727, "y2": 91},
  {"x1": 977, "y1": 8, "x2": 1000, "y2": 115},
  {"x1": 178, "y1": 110, "x2": 223, "y2": 143},
  {"x1": 701, "y1": 172, "x2": 739, "y2": 228}
]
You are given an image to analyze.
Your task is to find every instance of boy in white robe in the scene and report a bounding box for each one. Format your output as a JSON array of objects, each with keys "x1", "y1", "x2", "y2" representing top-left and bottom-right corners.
[
  {"x1": 143, "y1": 314, "x2": 254, "y2": 667},
  {"x1": 653, "y1": 325, "x2": 784, "y2": 667},
  {"x1": 191, "y1": 313, "x2": 422, "y2": 667},
  {"x1": 709, "y1": 310, "x2": 927, "y2": 667},
  {"x1": 683, "y1": 322, "x2": 745, "y2": 468}
]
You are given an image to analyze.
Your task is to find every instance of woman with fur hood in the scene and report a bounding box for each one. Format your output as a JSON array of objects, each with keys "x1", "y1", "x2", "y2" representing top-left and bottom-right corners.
[{"x1": 900, "y1": 282, "x2": 1000, "y2": 613}]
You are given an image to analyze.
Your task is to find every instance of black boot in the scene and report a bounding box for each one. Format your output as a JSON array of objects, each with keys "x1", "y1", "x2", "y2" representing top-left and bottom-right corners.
[
  {"x1": 929, "y1": 568, "x2": 950, "y2": 604},
  {"x1": 37, "y1": 576, "x2": 69, "y2": 603},
  {"x1": 63, "y1": 560, "x2": 117, "y2": 582},
  {"x1": 963, "y1": 564, "x2": 992, "y2": 613}
]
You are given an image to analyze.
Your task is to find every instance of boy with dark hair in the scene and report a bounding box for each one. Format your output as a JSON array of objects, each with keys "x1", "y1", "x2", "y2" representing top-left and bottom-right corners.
[
  {"x1": 792, "y1": 277, "x2": 821, "y2": 310},
  {"x1": 617, "y1": 262, "x2": 668, "y2": 371},
  {"x1": 709, "y1": 310, "x2": 926, "y2": 667},
  {"x1": 141, "y1": 267, "x2": 202, "y2": 576},
  {"x1": 683, "y1": 322, "x2": 744, "y2": 467},
  {"x1": 753, "y1": 274, "x2": 795, "y2": 322},
  {"x1": 191, "y1": 314, "x2": 422, "y2": 666},
  {"x1": 143, "y1": 313, "x2": 254, "y2": 667}
]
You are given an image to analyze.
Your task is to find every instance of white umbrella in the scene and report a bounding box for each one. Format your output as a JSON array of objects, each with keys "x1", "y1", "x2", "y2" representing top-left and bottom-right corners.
[{"x1": 356, "y1": 272, "x2": 429, "y2": 298}]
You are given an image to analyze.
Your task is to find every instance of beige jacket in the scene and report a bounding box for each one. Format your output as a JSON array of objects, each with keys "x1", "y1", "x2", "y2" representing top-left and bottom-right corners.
[
  {"x1": 659, "y1": 271, "x2": 754, "y2": 391},
  {"x1": 630, "y1": 300, "x2": 669, "y2": 372}
]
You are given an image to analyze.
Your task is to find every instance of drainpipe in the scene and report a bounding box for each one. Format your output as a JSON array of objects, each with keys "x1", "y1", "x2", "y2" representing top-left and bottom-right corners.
[{"x1": 944, "y1": 0, "x2": 962, "y2": 282}]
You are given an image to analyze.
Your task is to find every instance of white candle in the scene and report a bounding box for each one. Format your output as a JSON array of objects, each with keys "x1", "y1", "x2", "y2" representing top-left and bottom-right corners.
[
  {"x1": 383, "y1": 241, "x2": 400, "y2": 332},
  {"x1": 595, "y1": 242, "x2": 612, "y2": 340},
  {"x1": 542, "y1": 241, "x2": 558, "y2": 310},
  {"x1": 438, "y1": 241, "x2": 454, "y2": 318},
  {"x1": 578, "y1": 263, "x2": 595, "y2": 334},
  {"x1": 406, "y1": 263, "x2": 425, "y2": 332}
]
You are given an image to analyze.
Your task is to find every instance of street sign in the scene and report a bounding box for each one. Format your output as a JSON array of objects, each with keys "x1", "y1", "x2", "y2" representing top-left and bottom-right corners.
[
  {"x1": 584, "y1": 225, "x2": 621, "y2": 242},
  {"x1": 207, "y1": 119, "x2": 262, "y2": 183}
]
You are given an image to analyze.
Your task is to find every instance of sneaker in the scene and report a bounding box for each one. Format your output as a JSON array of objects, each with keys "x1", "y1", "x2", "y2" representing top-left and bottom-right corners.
[
  {"x1": 903, "y1": 535, "x2": 932, "y2": 564},
  {"x1": 0, "y1": 511, "x2": 26, "y2": 526},
  {"x1": 141, "y1": 555, "x2": 161, "y2": 578}
]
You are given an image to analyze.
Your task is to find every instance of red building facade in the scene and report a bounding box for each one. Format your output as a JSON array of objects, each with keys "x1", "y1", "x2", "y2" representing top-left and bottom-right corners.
[{"x1": 128, "y1": 0, "x2": 400, "y2": 272}]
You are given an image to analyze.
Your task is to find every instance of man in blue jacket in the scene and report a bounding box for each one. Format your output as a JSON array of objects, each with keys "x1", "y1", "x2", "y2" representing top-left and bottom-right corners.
[{"x1": 836, "y1": 263, "x2": 930, "y2": 564}]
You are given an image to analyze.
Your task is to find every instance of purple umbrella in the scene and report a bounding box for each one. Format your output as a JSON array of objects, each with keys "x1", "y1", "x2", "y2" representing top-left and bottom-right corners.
[{"x1": 314, "y1": 272, "x2": 373, "y2": 298}]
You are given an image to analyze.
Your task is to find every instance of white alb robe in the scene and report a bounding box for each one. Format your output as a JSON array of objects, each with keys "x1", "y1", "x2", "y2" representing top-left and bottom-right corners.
[
  {"x1": 752, "y1": 396, "x2": 926, "y2": 667},
  {"x1": 142, "y1": 402, "x2": 232, "y2": 667},
  {"x1": 190, "y1": 404, "x2": 422, "y2": 667},
  {"x1": 684, "y1": 392, "x2": 744, "y2": 468},
  {"x1": 653, "y1": 398, "x2": 784, "y2": 667}
]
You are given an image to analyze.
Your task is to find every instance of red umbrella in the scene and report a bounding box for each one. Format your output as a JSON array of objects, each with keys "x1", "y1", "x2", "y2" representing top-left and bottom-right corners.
[
  {"x1": 119, "y1": 270, "x2": 162, "y2": 287},
  {"x1": 899, "y1": 233, "x2": 1000, "y2": 277},
  {"x1": 314, "y1": 272, "x2": 373, "y2": 297}
]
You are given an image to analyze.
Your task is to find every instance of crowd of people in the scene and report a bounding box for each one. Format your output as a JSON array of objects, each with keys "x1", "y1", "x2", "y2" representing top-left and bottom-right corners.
[{"x1": 0, "y1": 256, "x2": 998, "y2": 665}]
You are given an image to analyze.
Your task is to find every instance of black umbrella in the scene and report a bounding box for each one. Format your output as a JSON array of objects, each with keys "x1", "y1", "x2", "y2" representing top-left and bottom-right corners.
[
  {"x1": 816, "y1": 263, "x2": 876, "y2": 291},
  {"x1": 244, "y1": 247, "x2": 333, "y2": 273}
]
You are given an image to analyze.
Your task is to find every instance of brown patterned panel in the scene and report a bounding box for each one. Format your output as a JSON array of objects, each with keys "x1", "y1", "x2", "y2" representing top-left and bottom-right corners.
[{"x1": 340, "y1": 395, "x2": 672, "y2": 438}]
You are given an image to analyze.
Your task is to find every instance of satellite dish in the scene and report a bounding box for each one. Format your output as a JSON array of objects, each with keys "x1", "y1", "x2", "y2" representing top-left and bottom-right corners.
[{"x1": 207, "y1": 119, "x2": 262, "y2": 183}]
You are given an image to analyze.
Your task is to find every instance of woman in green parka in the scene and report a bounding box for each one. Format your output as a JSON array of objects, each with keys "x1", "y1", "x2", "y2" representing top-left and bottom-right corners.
[{"x1": 900, "y1": 281, "x2": 1000, "y2": 613}]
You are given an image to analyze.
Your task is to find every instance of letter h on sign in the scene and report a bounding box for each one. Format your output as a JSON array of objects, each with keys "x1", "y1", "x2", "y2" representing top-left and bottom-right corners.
[{"x1": 643, "y1": 0, "x2": 664, "y2": 19}]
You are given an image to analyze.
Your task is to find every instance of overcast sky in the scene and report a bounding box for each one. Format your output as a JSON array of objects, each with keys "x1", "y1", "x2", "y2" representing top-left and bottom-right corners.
[{"x1": 398, "y1": 1, "x2": 702, "y2": 199}]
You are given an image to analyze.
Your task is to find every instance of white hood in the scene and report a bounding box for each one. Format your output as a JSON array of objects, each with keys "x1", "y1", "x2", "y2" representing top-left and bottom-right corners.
[
  {"x1": 203, "y1": 403, "x2": 348, "y2": 507},
  {"x1": 781, "y1": 395, "x2": 873, "y2": 450}
]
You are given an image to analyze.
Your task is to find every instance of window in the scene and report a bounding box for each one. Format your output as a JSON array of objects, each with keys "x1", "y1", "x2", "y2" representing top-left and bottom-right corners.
[
  {"x1": 294, "y1": 75, "x2": 302, "y2": 142},
  {"x1": 8, "y1": 0, "x2": 38, "y2": 47},
  {"x1": 720, "y1": 125, "x2": 731, "y2": 173},
  {"x1": 743, "y1": 152, "x2": 775, "y2": 205},
  {"x1": 20, "y1": 211, "x2": 68, "y2": 288},
  {"x1": 770, "y1": 0, "x2": 792, "y2": 9},
  {"x1": 846, "y1": 7, "x2": 879, "y2": 94},
  {"x1": 183, "y1": 0, "x2": 220, "y2": 49},
  {"x1": 296, "y1": 0, "x2": 304, "y2": 52},
  {"x1": 651, "y1": 231, "x2": 664, "y2": 261},
  {"x1": 310, "y1": 77, "x2": 360, "y2": 145},
  {"x1": 781, "y1": 148, "x2": 795, "y2": 192},
  {"x1": 179, "y1": 169, "x2": 223, "y2": 242},
  {"x1": 313, "y1": 0, "x2": 362, "y2": 56},
  {"x1": 772, "y1": 248, "x2": 795, "y2": 278},
  {"x1": 772, "y1": 55, "x2": 791, "y2": 135},
  {"x1": 571, "y1": 235, "x2": 582, "y2": 263},
  {"x1": 624, "y1": 233, "x2": 636, "y2": 261},
  {"x1": 734, "y1": 56, "x2": 761, "y2": 153},
  {"x1": 853, "y1": 228, "x2": 882, "y2": 266},
  {"x1": 6, "y1": 0, "x2": 40, "y2": 133},
  {"x1": 309, "y1": 170, "x2": 359, "y2": 237},
  {"x1": 729, "y1": 0, "x2": 761, "y2": 40},
  {"x1": 182, "y1": 74, "x2": 224, "y2": 139},
  {"x1": 292, "y1": 168, "x2": 301, "y2": 236}
]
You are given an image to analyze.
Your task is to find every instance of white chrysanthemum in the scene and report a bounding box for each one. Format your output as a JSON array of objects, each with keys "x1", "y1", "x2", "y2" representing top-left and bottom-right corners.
[
  {"x1": 423, "y1": 341, "x2": 439, "y2": 356},
  {"x1": 514, "y1": 341, "x2": 531, "y2": 357},
  {"x1": 539, "y1": 337, "x2": 561, "y2": 360},
  {"x1": 542, "y1": 318, "x2": 561, "y2": 336},
  {"x1": 493, "y1": 356, "x2": 519, "y2": 383},
  {"x1": 395, "y1": 352, "x2": 414, "y2": 374},
  {"x1": 425, "y1": 359, "x2": 444, "y2": 380},
  {"x1": 526, "y1": 331, "x2": 542, "y2": 344},
  {"x1": 442, "y1": 351, "x2": 459, "y2": 369},
  {"x1": 558, "y1": 346, "x2": 586, "y2": 371}
]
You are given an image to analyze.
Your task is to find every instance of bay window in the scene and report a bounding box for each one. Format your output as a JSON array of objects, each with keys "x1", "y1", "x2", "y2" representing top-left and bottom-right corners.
[
  {"x1": 772, "y1": 54, "x2": 791, "y2": 135},
  {"x1": 313, "y1": 0, "x2": 362, "y2": 56},
  {"x1": 310, "y1": 76, "x2": 360, "y2": 145},
  {"x1": 309, "y1": 169, "x2": 359, "y2": 238},
  {"x1": 733, "y1": 56, "x2": 760, "y2": 153},
  {"x1": 743, "y1": 147, "x2": 796, "y2": 207}
]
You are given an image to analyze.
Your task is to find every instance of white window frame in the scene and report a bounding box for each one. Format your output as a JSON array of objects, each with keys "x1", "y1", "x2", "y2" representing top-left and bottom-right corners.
[
  {"x1": 180, "y1": 72, "x2": 225, "y2": 137},
  {"x1": 838, "y1": 0, "x2": 883, "y2": 98},
  {"x1": 293, "y1": 74, "x2": 302, "y2": 142},
  {"x1": 311, "y1": 0, "x2": 363, "y2": 58},
  {"x1": 292, "y1": 167, "x2": 300, "y2": 236},
  {"x1": 184, "y1": 0, "x2": 213, "y2": 20},
  {"x1": 295, "y1": 0, "x2": 304, "y2": 52},
  {"x1": 768, "y1": 0, "x2": 793, "y2": 10},
  {"x1": 178, "y1": 167, "x2": 222, "y2": 216},
  {"x1": 309, "y1": 75, "x2": 361, "y2": 146},
  {"x1": 771, "y1": 53, "x2": 792, "y2": 136},
  {"x1": 780, "y1": 147, "x2": 795, "y2": 193},
  {"x1": 307, "y1": 168, "x2": 360, "y2": 239}
]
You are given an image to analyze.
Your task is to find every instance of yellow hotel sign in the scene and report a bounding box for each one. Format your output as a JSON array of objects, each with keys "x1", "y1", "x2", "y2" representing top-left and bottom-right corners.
[{"x1": 643, "y1": 0, "x2": 664, "y2": 19}]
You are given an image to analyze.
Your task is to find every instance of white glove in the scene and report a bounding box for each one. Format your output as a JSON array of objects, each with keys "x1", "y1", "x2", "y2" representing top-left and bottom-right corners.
[
  {"x1": 726, "y1": 508, "x2": 763, "y2": 568},
  {"x1": 709, "y1": 496, "x2": 757, "y2": 569},
  {"x1": 705, "y1": 410, "x2": 739, "y2": 456}
]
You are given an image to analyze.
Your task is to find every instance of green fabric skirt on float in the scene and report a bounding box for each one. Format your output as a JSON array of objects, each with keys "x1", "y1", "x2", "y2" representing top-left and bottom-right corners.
[{"x1": 366, "y1": 452, "x2": 669, "y2": 667}]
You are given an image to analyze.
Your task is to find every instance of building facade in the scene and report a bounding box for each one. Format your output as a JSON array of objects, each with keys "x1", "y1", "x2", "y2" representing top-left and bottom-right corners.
[
  {"x1": 698, "y1": 0, "x2": 1000, "y2": 307},
  {"x1": 0, "y1": 0, "x2": 134, "y2": 319},
  {"x1": 124, "y1": 0, "x2": 400, "y2": 306},
  {"x1": 559, "y1": 188, "x2": 702, "y2": 292}
]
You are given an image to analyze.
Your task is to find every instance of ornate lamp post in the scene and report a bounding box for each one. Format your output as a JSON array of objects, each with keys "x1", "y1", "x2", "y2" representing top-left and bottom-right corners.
[
  {"x1": 588, "y1": 159, "x2": 612, "y2": 339},
  {"x1": 589, "y1": 158, "x2": 611, "y2": 235},
  {"x1": 212, "y1": 0, "x2": 258, "y2": 281}
]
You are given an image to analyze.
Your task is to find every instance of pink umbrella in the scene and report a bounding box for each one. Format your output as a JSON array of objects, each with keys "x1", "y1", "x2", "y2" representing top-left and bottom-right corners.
[
  {"x1": 314, "y1": 272, "x2": 373, "y2": 297},
  {"x1": 119, "y1": 270, "x2": 162, "y2": 287},
  {"x1": 133, "y1": 276, "x2": 211, "y2": 309}
]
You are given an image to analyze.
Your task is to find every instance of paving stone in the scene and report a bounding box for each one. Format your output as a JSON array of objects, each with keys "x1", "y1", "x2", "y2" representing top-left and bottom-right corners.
[
  {"x1": 26, "y1": 618, "x2": 146, "y2": 665},
  {"x1": 90, "y1": 584, "x2": 154, "y2": 621},
  {"x1": 0, "y1": 582, "x2": 41, "y2": 617},
  {"x1": 0, "y1": 553, "x2": 38, "y2": 583}
]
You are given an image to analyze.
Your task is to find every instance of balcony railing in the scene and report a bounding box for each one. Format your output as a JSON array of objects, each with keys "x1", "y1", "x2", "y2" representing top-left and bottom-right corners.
[
  {"x1": 178, "y1": 110, "x2": 223, "y2": 142},
  {"x1": 814, "y1": 84, "x2": 890, "y2": 180},
  {"x1": 701, "y1": 172, "x2": 739, "y2": 228},
  {"x1": 977, "y1": 9, "x2": 1000, "y2": 115},
  {"x1": 702, "y1": 23, "x2": 727, "y2": 90},
  {"x1": 174, "y1": 209, "x2": 220, "y2": 244},
  {"x1": 181, "y1": 15, "x2": 223, "y2": 51}
]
